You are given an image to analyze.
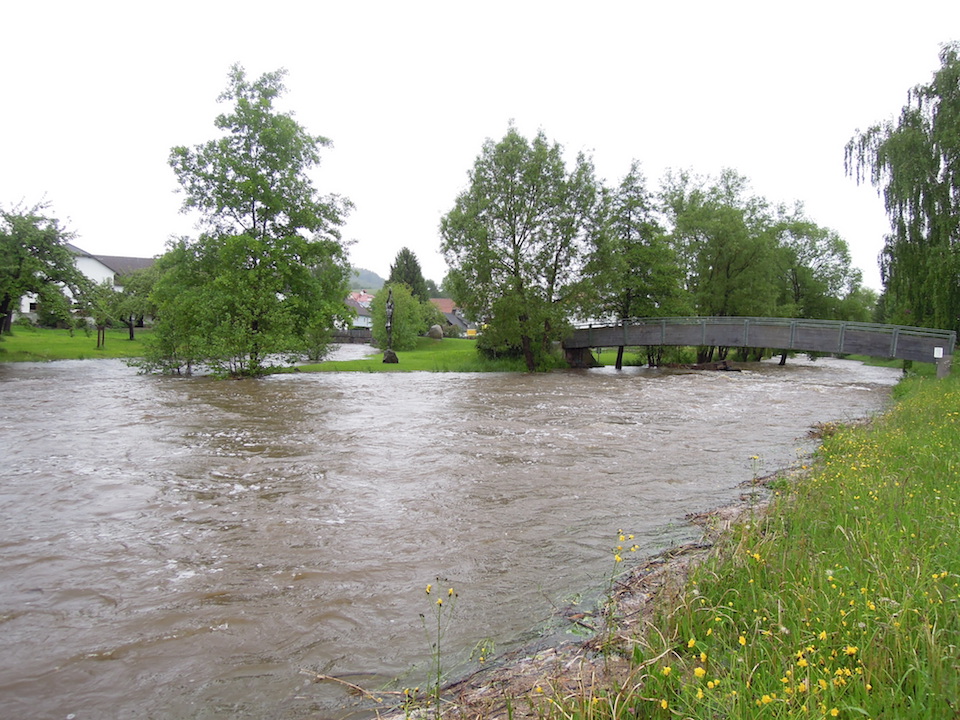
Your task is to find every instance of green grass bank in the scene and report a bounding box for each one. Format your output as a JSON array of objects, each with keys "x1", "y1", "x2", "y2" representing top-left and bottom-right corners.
[
  {"x1": 291, "y1": 337, "x2": 540, "y2": 373},
  {"x1": 0, "y1": 326, "x2": 152, "y2": 362},
  {"x1": 505, "y1": 372, "x2": 960, "y2": 719},
  {"x1": 0, "y1": 330, "x2": 536, "y2": 372}
]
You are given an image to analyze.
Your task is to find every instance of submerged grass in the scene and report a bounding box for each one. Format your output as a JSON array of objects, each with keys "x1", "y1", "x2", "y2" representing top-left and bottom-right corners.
[
  {"x1": 0, "y1": 326, "x2": 151, "y2": 361},
  {"x1": 520, "y1": 373, "x2": 960, "y2": 719}
]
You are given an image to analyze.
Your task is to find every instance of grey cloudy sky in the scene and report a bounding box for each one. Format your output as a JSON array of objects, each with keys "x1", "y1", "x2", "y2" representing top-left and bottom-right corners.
[{"x1": 3, "y1": 1, "x2": 959, "y2": 289}]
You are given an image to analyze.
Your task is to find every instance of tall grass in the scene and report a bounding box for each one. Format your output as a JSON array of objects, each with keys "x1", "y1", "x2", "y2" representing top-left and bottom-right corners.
[{"x1": 531, "y1": 374, "x2": 960, "y2": 719}]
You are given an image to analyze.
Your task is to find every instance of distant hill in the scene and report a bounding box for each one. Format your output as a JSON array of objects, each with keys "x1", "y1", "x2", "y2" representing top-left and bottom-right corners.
[{"x1": 351, "y1": 268, "x2": 385, "y2": 291}]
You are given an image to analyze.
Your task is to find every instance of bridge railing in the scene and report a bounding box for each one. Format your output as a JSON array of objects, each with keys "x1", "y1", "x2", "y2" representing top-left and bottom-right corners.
[{"x1": 566, "y1": 316, "x2": 956, "y2": 364}]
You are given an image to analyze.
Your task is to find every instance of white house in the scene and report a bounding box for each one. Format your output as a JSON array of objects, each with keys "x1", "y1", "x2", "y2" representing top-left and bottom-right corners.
[
  {"x1": 18, "y1": 243, "x2": 155, "y2": 318},
  {"x1": 344, "y1": 297, "x2": 373, "y2": 328}
]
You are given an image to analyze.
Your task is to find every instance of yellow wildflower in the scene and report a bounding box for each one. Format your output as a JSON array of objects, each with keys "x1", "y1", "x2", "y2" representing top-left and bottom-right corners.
[
  {"x1": 662, "y1": 666, "x2": 672, "y2": 676},
  {"x1": 694, "y1": 667, "x2": 706, "y2": 678}
]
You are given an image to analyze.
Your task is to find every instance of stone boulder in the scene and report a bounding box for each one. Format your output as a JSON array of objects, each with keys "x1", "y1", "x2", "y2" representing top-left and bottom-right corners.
[{"x1": 427, "y1": 324, "x2": 444, "y2": 339}]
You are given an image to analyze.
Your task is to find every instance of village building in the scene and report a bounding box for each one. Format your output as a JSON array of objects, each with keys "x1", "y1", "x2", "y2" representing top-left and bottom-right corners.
[{"x1": 17, "y1": 243, "x2": 155, "y2": 321}]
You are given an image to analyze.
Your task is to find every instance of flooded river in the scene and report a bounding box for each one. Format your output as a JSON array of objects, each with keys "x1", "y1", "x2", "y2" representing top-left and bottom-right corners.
[{"x1": 0, "y1": 352, "x2": 899, "y2": 718}]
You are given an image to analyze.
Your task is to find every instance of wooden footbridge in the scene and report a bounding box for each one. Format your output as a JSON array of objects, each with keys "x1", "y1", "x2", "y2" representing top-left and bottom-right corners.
[{"x1": 563, "y1": 317, "x2": 956, "y2": 377}]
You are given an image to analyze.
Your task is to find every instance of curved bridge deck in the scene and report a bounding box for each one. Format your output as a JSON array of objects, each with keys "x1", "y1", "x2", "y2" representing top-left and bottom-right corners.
[{"x1": 564, "y1": 316, "x2": 955, "y2": 371}]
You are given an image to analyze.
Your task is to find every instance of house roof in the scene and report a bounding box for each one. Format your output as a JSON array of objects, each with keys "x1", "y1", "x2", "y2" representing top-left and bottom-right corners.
[
  {"x1": 345, "y1": 297, "x2": 371, "y2": 316},
  {"x1": 348, "y1": 290, "x2": 375, "y2": 306},
  {"x1": 430, "y1": 298, "x2": 473, "y2": 329},
  {"x1": 430, "y1": 298, "x2": 457, "y2": 314},
  {"x1": 67, "y1": 243, "x2": 155, "y2": 276},
  {"x1": 95, "y1": 255, "x2": 156, "y2": 275}
]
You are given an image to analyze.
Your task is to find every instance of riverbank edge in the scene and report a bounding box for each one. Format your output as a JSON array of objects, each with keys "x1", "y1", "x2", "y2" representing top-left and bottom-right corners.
[{"x1": 364, "y1": 461, "x2": 816, "y2": 720}]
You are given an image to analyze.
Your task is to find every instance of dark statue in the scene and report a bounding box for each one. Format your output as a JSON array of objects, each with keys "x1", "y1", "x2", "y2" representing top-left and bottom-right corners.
[{"x1": 382, "y1": 287, "x2": 398, "y2": 363}]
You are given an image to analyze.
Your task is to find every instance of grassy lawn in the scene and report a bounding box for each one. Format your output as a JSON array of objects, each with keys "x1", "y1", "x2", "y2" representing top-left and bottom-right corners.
[
  {"x1": 0, "y1": 326, "x2": 151, "y2": 362},
  {"x1": 294, "y1": 337, "x2": 532, "y2": 373}
]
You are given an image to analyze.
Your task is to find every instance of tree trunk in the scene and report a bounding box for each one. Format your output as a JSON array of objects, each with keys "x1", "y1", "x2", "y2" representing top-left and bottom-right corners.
[
  {"x1": 0, "y1": 297, "x2": 13, "y2": 333},
  {"x1": 646, "y1": 345, "x2": 664, "y2": 367},
  {"x1": 615, "y1": 346, "x2": 624, "y2": 370},
  {"x1": 779, "y1": 352, "x2": 788, "y2": 366},
  {"x1": 521, "y1": 334, "x2": 536, "y2": 372}
]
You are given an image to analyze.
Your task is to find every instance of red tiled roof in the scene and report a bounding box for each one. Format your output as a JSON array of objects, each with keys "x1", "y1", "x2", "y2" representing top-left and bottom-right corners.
[{"x1": 430, "y1": 298, "x2": 457, "y2": 314}]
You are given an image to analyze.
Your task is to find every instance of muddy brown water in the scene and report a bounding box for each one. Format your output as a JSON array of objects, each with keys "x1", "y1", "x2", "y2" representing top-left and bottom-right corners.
[{"x1": 0, "y1": 351, "x2": 899, "y2": 718}]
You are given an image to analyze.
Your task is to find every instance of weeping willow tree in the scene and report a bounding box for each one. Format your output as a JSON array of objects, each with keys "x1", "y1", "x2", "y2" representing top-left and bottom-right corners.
[{"x1": 845, "y1": 42, "x2": 960, "y2": 332}]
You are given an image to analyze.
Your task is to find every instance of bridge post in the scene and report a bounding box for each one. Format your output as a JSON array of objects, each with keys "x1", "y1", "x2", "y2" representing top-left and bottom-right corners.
[
  {"x1": 937, "y1": 357, "x2": 951, "y2": 379},
  {"x1": 935, "y1": 345, "x2": 952, "y2": 379},
  {"x1": 564, "y1": 346, "x2": 599, "y2": 368}
]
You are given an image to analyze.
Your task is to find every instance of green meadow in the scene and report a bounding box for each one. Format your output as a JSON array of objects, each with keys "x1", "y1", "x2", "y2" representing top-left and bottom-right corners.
[
  {"x1": 293, "y1": 337, "x2": 536, "y2": 373},
  {"x1": 0, "y1": 326, "x2": 151, "y2": 362}
]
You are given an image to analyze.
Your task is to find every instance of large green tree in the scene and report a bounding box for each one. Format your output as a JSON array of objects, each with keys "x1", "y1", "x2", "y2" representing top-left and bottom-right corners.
[
  {"x1": 846, "y1": 42, "x2": 960, "y2": 331},
  {"x1": 772, "y1": 205, "x2": 863, "y2": 320},
  {"x1": 387, "y1": 247, "x2": 430, "y2": 302},
  {"x1": 440, "y1": 126, "x2": 599, "y2": 371},
  {"x1": 0, "y1": 203, "x2": 90, "y2": 332},
  {"x1": 662, "y1": 169, "x2": 781, "y2": 321},
  {"x1": 582, "y1": 161, "x2": 688, "y2": 322},
  {"x1": 660, "y1": 169, "x2": 865, "y2": 361},
  {"x1": 146, "y1": 64, "x2": 352, "y2": 376}
]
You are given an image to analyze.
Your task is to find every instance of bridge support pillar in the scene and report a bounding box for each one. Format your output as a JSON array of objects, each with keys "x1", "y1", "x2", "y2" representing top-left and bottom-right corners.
[{"x1": 564, "y1": 347, "x2": 599, "y2": 368}]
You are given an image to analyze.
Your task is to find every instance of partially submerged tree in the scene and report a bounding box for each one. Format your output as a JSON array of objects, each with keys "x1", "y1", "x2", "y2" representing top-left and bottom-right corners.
[
  {"x1": 441, "y1": 126, "x2": 599, "y2": 371},
  {"x1": 846, "y1": 42, "x2": 960, "y2": 332},
  {"x1": 0, "y1": 203, "x2": 89, "y2": 333},
  {"x1": 145, "y1": 64, "x2": 352, "y2": 376}
]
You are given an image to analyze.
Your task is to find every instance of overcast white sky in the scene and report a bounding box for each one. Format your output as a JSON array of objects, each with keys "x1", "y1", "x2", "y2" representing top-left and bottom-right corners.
[{"x1": 3, "y1": 1, "x2": 959, "y2": 290}]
